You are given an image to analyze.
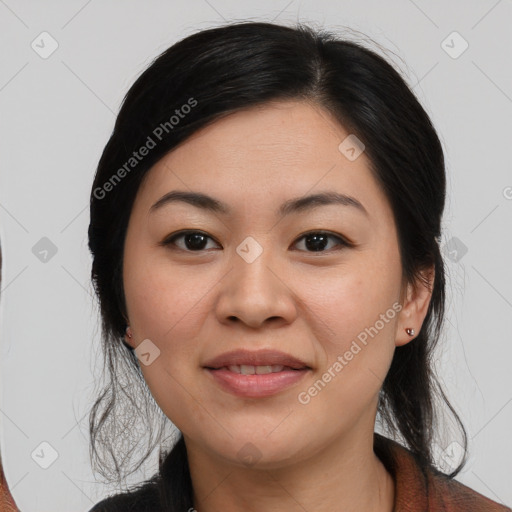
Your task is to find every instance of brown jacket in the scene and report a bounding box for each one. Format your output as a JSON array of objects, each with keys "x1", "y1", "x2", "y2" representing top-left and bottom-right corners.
[
  {"x1": 0, "y1": 459, "x2": 19, "y2": 512},
  {"x1": 2, "y1": 436, "x2": 511, "y2": 511},
  {"x1": 374, "y1": 433, "x2": 511, "y2": 511}
]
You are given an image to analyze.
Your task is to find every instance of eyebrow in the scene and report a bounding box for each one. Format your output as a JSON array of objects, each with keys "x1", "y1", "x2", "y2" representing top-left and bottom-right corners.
[{"x1": 149, "y1": 190, "x2": 368, "y2": 217}]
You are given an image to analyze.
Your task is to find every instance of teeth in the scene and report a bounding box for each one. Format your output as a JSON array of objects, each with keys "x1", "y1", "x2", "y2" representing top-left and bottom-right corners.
[
  {"x1": 227, "y1": 365, "x2": 286, "y2": 375},
  {"x1": 240, "y1": 365, "x2": 255, "y2": 375},
  {"x1": 255, "y1": 365, "x2": 273, "y2": 375}
]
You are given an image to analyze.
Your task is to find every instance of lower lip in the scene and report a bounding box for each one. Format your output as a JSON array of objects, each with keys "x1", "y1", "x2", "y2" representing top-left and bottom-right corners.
[{"x1": 205, "y1": 367, "x2": 309, "y2": 398}]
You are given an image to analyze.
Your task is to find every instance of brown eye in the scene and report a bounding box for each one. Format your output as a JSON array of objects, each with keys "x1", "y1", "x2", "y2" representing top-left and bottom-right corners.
[
  {"x1": 292, "y1": 231, "x2": 349, "y2": 252},
  {"x1": 162, "y1": 231, "x2": 220, "y2": 251}
]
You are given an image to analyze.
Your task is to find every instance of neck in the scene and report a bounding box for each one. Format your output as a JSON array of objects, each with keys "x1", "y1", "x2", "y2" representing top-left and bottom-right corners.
[{"x1": 186, "y1": 429, "x2": 395, "y2": 512}]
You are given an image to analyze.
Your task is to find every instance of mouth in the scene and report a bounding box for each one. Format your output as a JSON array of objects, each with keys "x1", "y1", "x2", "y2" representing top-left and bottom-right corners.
[
  {"x1": 203, "y1": 348, "x2": 310, "y2": 370},
  {"x1": 203, "y1": 350, "x2": 311, "y2": 398},
  {"x1": 215, "y1": 364, "x2": 305, "y2": 375}
]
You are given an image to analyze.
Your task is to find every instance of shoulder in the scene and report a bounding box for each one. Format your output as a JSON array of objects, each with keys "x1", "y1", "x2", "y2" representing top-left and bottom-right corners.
[
  {"x1": 88, "y1": 481, "x2": 161, "y2": 512},
  {"x1": 425, "y1": 467, "x2": 511, "y2": 512},
  {"x1": 374, "y1": 433, "x2": 511, "y2": 511}
]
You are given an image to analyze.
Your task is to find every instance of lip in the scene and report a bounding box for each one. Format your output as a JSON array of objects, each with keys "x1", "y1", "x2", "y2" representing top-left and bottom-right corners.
[
  {"x1": 206, "y1": 367, "x2": 309, "y2": 398},
  {"x1": 203, "y1": 349, "x2": 310, "y2": 370},
  {"x1": 203, "y1": 349, "x2": 311, "y2": 398}
]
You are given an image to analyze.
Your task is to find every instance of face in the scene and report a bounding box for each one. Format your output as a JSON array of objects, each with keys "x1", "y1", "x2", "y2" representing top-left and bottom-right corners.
[{"x1": 122, "y1": 100, "x2": 429, "y2": 471}]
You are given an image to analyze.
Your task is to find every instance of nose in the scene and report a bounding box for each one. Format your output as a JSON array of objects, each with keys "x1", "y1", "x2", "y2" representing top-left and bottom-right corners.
[{"x1": 214, "y1": 239, "x2": 298, "y2": 329}]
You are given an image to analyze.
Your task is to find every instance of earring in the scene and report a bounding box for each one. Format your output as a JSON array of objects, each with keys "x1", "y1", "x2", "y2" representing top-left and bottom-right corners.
[
  {"x1": 125, "y1": 326, "x2": 133, "y2": 339},
  {"x1": 405, "y1": 328, "x2": 415, "y2": 336}
]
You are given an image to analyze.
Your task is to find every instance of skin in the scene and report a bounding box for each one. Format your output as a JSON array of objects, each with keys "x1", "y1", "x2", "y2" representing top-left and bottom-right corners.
[{"x1": 122, "y1": 100, "x2": 433, "y2": 512}]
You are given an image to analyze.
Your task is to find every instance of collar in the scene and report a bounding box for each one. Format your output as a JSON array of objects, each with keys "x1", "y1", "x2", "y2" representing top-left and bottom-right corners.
[{"x1": 374, "y1": 432, "x2": 430, "y2": 511}]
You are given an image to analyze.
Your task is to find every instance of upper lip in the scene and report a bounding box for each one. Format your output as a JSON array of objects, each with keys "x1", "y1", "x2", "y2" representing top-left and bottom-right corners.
[{"x1": 203, "y1": 349, "x2": 310, "y2": 370}]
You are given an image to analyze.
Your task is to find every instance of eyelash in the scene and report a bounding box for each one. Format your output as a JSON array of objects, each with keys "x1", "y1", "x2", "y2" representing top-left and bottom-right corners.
[{"x1": 160, "y1": 230, "x2": 352, "y2": 254}]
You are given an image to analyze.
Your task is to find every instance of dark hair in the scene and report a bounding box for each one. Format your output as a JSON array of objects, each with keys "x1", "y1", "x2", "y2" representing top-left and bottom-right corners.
[{"x1": 88, "y1": 20, "x2": 467, "y2": 510}]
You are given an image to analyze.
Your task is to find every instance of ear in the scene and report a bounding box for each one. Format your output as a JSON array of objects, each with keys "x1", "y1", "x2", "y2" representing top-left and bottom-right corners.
[
  {"x1": 395, "y1": 266, "x2": 435, "y2": 347},
  {"x1": 124, "y1": 325, "x2": 136, "y2": 349}
]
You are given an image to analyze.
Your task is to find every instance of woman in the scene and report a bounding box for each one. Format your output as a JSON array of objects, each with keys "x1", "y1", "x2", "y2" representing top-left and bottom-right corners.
[{"x1": 87, "y1": 21, "x2": 511, "y2": 511}]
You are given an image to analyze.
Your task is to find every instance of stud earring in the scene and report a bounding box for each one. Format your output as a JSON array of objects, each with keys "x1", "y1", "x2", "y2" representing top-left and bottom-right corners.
[
  {"x1": 125, "y1": 326, "x2": 133, "y2": 339},
  {"x1": 405, "y1": 328, "x2": 415, "y2": 336}
]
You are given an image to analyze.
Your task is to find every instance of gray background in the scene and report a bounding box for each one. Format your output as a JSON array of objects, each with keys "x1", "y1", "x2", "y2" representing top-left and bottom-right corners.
[{"x1": 1, "y1": 1, "x2": 511, "y2": 510}]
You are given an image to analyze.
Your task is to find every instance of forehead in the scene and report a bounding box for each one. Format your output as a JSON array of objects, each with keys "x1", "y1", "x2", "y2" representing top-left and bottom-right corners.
[
  {"x1": 173, "y1": 100, "x2": 351, "y2": 164},
  {"x1": 134, "y1": 100, "x2": 393, "y2": 223}
]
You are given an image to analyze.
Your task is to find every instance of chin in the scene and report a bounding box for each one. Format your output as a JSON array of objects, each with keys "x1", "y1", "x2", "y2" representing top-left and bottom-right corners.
[{"x1": 196, "y1": 430, "x2": 309, "y2": 470}]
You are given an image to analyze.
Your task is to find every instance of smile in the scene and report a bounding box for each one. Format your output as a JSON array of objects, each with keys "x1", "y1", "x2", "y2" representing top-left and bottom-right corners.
[{"x1": 205, "y1": 366, "x2": 309, "y2": 398}]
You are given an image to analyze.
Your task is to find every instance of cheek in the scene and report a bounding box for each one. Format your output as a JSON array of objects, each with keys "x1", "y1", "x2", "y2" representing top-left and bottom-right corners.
[
  {"x1": 124, "y1": 255, "x2": 213, "y2": 343},
  {"x1": 126, "y1": 266, "x2": 206, "y2": 428},
  {"x1": 295, "y1": 258, "x2": 400, "y2": 398},
  {"x1": 123, "y1": 257, "x2": 218, "y2": 418},
  {"x1": 297, "y1": 259, "x2": 400, "y2": 343}
]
